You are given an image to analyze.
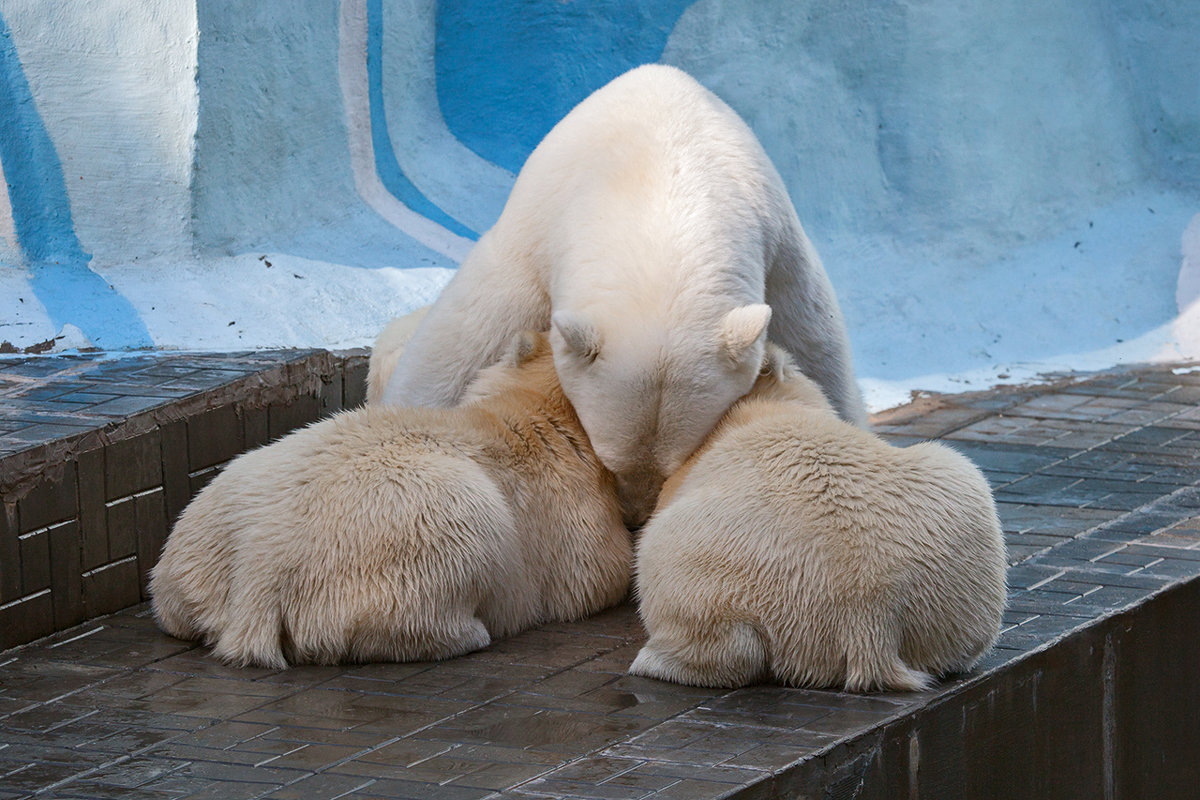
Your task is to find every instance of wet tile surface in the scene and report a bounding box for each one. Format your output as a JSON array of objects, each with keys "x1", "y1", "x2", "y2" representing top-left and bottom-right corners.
[
  {"x1": 2, "y1": 357, "x2": 1200, "y2": 798},
  {"x1": 0, "y1": 350, "x2": 369, "y2": 650}
]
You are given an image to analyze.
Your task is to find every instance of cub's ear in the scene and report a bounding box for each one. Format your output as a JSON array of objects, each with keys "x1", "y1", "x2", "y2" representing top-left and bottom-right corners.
[
  {"x1": 507, "y1": 330, "x2": 542, "y2": 366},
  {"x1": 759, "y1": 342, "x2": 796, "y2": 378},
  {"x1": 551, "y1": 311, "x2": 602, "y2": 363},
  {"x1": 720, "y1": 304, "x2": 772, "y2": 362}
]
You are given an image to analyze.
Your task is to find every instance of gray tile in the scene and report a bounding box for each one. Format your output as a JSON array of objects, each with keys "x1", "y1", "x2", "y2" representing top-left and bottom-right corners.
[
  {"x1": 0, "y1": 502, "x2": 20, "y2": 603},
  {"x1": 159, "y1": 421, "x2": 190, "y2": 527},
  {"x1": 105, "y1": 431, "x2": 163, "y2": 500},
  {"x1": 16, "y1": 467, "x2": 78, "y2": 532},
  {"x1": 0, "y1": 589, "x2": 54, "y2": 649},
  {"x1": 77, "y1": 447, "x2": 108, "y2": 571},
  {"x1": 82, "y1": 556, "x2": 141, "y2": 618},
  {"x1": 267, "y1": 394, "x2": 321, "y2": 439},
  {"x1": 49, "y1": 519, "x2": 83, "y2": 630},
  {"x1": 18, "y1": 526, "x2": 50, "y2": 594},
  {"x1": 187, "y1": 405, "x2": 244, "y2": 471},
  {"x1": 134, "y1": 488, "x2": 168, "y2": 598},
  {"x1": 105, "y1": 495, "x2": 138, "y2": 560}
]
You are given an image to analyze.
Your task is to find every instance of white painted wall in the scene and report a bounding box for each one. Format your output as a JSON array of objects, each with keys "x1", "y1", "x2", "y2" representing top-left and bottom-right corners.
[
  {"x1": 0, "y1": 155, "x2": 18, "y2": 263},
  {"x1": 2, "y1": 0, "x2": 197, "y2": 265}
]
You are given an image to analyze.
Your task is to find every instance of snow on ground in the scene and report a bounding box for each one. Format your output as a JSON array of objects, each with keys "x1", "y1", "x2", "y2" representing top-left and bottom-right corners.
[
  {"x1": 106, "y1": 254, "x2": 452, "y2": 352},
  {"x1": 3, "y1": 198, "x2": 1198, "y2": 413},
  {"x1": 845, "y1": 195, "x2": 1200, "y2": 410}
]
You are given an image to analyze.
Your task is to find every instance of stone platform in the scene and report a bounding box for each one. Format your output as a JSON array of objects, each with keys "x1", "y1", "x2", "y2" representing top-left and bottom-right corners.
[
  {"x1": 0, "y1": 350, "x2": 368, "y2": 647},
  {"x1": 2, "y1": 354, "x2": 1200, "y2": 799}
]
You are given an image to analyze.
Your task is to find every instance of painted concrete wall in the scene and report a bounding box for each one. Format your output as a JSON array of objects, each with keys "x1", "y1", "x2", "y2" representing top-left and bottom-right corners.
[
  {"x1": 0, "y1": 0, "x2": 1198, "y2": 409},
  {"x1": 1, "y1": 0, "x2": 195, "y2": 348},
  {"x1": 657, "y1": 0, "x2": 1200, "y2": 404}
]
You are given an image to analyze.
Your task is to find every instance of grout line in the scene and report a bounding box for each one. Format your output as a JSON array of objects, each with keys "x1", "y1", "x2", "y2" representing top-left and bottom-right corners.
[
  {"x1": 47, "y1": 625, "x2": 106, "y2": 648},
  {"x1": 45, "y1": 707, "x2": 99, "y2": 733},
  {"x1": 1025, "y1": 569, "x2": 1067, "y2": 591},
  {"x1": 0, "y1": 588, "x2": 50, "y2": 612},
  {"x1": 1090, "y1": 545, "x2": 1129, "y2": 563},
  {"x1": 253, "y1": 742, "x2": 306, "y2": 767},
  {"x1": 329, "y1": 779, "x2": 377, "y2": 799},
  {"x1": 81, "y1": 555, "x2": 138, "y2": 578}
]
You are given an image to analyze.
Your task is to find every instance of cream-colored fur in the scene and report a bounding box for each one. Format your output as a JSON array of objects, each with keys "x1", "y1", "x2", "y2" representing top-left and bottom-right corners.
[
  {"x1": 150, "y1": 332, "x2": 631, "y2": 668},
  {"x1": 383, "y1": 64, "x2": 865, "y2": 526},
  {"x1": 631, "y1": 345, "x2": 1007, "y2": 692},
  {"x1": 366, "y1": 306, "x2": 429, "y2": 406}
]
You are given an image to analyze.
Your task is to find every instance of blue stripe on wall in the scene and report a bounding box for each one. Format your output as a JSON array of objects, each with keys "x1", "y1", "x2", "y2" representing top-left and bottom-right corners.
[
  {"x1": 434, "y1": 0, "x2": 694, "y2": 174},
  {"x1": 367, "y1": 0, "x2": 477, "y2": 240},
  {"x1": 0, "y1": 11, "x2": 151, "y2": 349},
  {"x1": 0, "y1": 17, "x2": 86, "y2": 264}
]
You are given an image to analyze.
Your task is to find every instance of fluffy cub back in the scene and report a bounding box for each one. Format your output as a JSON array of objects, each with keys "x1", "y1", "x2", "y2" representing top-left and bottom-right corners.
[
  {"x1": 151, "y1": 332, "x2": 631, "y2": 668},
  {"x1": 632, "y1": 345, "x2": 1007, "y2": 691}
]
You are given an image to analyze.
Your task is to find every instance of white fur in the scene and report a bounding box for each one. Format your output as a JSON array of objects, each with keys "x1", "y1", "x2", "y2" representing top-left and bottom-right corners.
[
  {"x1": 631, "y1": 345, "x2": 1007, "y2": 692},
  {"x1": 151, "y1": 332, "x2": 631, "y2": 668},
  {"x1": 383, "y1": 65, "x2": 865, "y2": 526},
  {"x1": 366, "y1": 306, "x2": 429, "y2": 406}
]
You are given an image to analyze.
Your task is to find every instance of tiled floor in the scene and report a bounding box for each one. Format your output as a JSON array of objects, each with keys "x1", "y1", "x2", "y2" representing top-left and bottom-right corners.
[
  {"x1": 2, "y1": 357, "x2": 1200, "y2": 798},
  {"x1": 0, "y1": 350, "x2": 351, "y2": 460},
  {"x1": 0, "y1": 350, "x2": 367, "y2": 649}
]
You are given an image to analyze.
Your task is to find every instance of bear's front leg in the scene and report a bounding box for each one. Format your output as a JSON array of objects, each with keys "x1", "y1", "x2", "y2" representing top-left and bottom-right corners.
[
  {"x1": 383, "y1": 235, "x2": 549, "y2": 407},
  {"x1": 765, "y1": 235, "x2": 867, "y2": 428}
]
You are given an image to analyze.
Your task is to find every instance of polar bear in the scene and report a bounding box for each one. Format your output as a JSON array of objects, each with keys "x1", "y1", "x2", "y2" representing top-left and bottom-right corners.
[
  {"x1": 150, "y1": 332, "x2": 631, "y2": 669},
  {"x1": 630, "y1": 345, "x2": 1007, "y2": 692},
  {"x1": 383, "y1": 64, "x2": 865, "y2": 526},
  {"x1": 366, "y1": 305, "x2": 429, "y2": 406}
]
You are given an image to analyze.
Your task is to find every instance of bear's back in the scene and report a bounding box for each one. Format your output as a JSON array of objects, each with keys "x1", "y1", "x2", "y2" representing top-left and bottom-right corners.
[
  {"x1": 707, "y1": 402, "x2": 1006, "y2": 669},
  {"x1": 649, "y1": 400, "x2": 1003, "y2": 610},
  {"x1": 501, "y1": 64, "x2": 793, "y2": 302}
]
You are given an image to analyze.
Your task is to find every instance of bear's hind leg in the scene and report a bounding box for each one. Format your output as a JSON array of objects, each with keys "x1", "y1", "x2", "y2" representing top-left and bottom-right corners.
[
  {"x1": 339, "y1": 604, "x2": 494, "y2": 665},
  {"x1": 209, "y1": 566, "x2": 289, "y2": 669},
  {"x1": 370, "y1": 613, "x2": 492, "y2": 663},
  {"x1": 148, "y1": 568, "x2": 202, "y2": 643},
  {"x1": 841, "y1": 627, "x2": 933, "y2": 693},
  {"x1": 212, "y1": 608, "x2": 288, "y2": 671},
  {"x1": 630, "y1": 622, "x2": 766, "y2": 688}
]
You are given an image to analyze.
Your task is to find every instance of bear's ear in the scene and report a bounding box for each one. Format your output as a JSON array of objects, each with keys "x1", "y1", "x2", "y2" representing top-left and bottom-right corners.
[
  {"x1": 551, "y1": 311, "x2": 602, "y2": 363},
  {"x1": 508, "y1": 330, "x2": 541, "y2": 366},
  {"x1": 720, "y1": 304, "x2": 772, "y2": 362}
]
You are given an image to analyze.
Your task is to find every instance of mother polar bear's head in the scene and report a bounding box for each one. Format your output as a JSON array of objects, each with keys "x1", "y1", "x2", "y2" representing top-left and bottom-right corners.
[{"x1": 550, "y1": 302, "x2": 772, "y2": 528}]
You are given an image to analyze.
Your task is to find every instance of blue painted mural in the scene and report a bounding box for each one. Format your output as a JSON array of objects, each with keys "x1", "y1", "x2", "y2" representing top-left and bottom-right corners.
[
  {"x1": 0, "y1": 9, "x2": 151, "y2": 349},
  {"x1": 367, "y1": 0, "x2": 477, "y2": 240},
  {"x1": 0, "y1": 0, "x2": 1197, "y2": 409},
  {"x1": 434, "y1": 0, "x2": 693, "y2": 173}
]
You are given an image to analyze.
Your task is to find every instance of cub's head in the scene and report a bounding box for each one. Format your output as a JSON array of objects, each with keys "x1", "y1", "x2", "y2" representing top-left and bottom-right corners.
[
  {"x1": 652, "y1": 343, "x2": 836, "y2": 515},
  {"x1": 550, "y1": 303, "x2": 772, "y2": 527},
  {"x1": 461, "y1": 330, "x2": 561, "y2": 404},
  {"x1": 744, "y1": 342, "x2": 836, "y2": 413}
]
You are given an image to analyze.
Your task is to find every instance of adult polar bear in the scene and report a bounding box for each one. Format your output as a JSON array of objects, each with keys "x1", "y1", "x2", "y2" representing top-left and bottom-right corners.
[{"x1": 384, "y1": 64, "x2": 865, "y2": 525}]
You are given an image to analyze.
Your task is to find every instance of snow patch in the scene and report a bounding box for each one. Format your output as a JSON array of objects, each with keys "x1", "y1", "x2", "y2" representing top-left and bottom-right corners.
[{"x1": 47, "y1": 323, "x2": 93, "y2": 353}]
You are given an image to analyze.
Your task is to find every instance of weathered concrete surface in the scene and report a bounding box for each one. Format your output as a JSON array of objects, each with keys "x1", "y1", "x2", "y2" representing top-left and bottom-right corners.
[{"x1": 2, "y1": 356, "x2": 1200, "y2": 798}]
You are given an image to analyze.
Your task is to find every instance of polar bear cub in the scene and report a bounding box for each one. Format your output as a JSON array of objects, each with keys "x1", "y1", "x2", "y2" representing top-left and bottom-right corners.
[
  {"x1": 631, "y1": 345, "x2": 1007, "y2": 692},
  {"x1": 151, "y1": 332, "x2": 631, "y2": 669},
  {"x1": 384, "y1": 64, "x2": 865, "y2": 526}
]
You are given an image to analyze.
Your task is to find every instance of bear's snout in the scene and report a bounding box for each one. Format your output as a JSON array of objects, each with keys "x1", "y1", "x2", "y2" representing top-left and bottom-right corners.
[{"x1": 616, "y1": 468, "x2": 664, "y2": 529}]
